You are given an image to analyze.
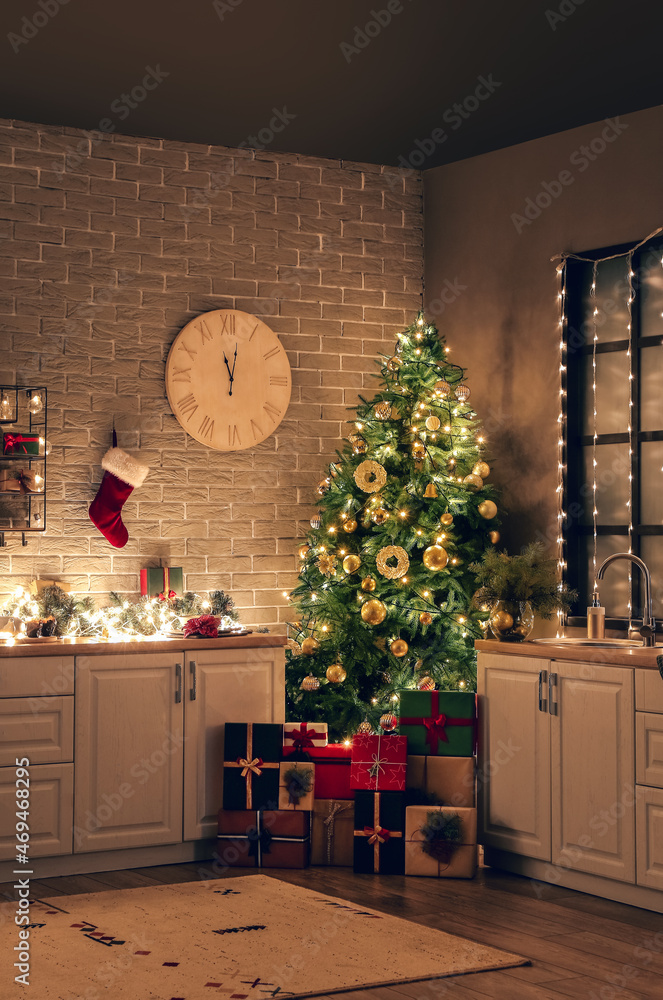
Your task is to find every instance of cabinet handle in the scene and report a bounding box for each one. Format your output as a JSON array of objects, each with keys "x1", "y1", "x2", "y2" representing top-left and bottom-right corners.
[
  {"x1": 538, "y1": 669, "x2": 548, "y2": 712},
  {"x1": 190, "y1": 660, "x2": 197, "y2": 701},
  {"x1": 548, "y1": 671, "x2": 558, "y2": 716},
  {"x1": 175, "y1": 663, "x2": 182, "y2": 704}
]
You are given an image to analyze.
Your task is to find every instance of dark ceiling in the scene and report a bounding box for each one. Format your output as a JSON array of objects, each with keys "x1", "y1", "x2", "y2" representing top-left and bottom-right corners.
[{"x1": 1, "y1": 0, "x2": 662, "y2": 169}]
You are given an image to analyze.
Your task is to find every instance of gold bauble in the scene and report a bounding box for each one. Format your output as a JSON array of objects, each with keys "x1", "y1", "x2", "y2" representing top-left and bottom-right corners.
[
  {"x1": 489, "y1": 530, "x2": 500, "y2": 544},
  {"x1": 361, "y1": 576, "x2": 377, "y2": 592},
  {"x1": 417, "y1": 675, "x2": 436, "y2": 691},
  {"x1": 361, "y1": 598, "x2": 387, "y2": 625},
  {"x1": 412, "y1": 440, "x2": 425, "y2": 459},
  {"x1": 386, "y1": 355, "x2": 403, "y2": 372},
  {"x1": 425, "y1": 415, "x2": 441, "y2": 431},
  {"x1": 316, "y1": 478, "x2": 331, "y2": 497},
  {"x1": 491, "y1": 609, "x2": 513, "y2": 630},
  {"x1": 374, "y1": 401, "x2": 392, "y2": 420},
  {"x1": 371, "y1": 507, "x2": 390, "y2": 525},
  {"x1": 454, "y1": 383, "x2": 471, "y2": 402},
  {"x1": 379, "y1": 712, "x2": 398, "y2": 732},
  {"x1": 473, "y1": 461, "x2": 490, "y2": 479},
  {"x1": 301, "y1": 637, "x2": 320, "y2": 655},
  {"x1": 419, "y1": 611, "x2": 433, "y2": 625},
  {"x1": 478, "y1": 499, "x2": 498, "y2": 520},
  {"x1": 326, "y1": 662, "x2": 347, "y2": 684},
  {"x1": 422, "y1": 545, "x2": 448, "y2": 571},
  {"x1": 440, "y1": 511, "x2": 454, "y2": 526},
  {"x1": 343, "y1": 554, "x2": 361, "y2": 574},
  {"x1": 463, "y1": 473, "x2": 484, "y2": 491},
  {"x1": 357, "y1": 719, "x2": 373, "y2": 735},
  {"x1": 390, "y1": 638, "x2": 409, "y2": 657},
  {"x1": 300, "y1": 674, "x2": 320, "y2": 691},
  {"x1": 349, "y1": 434, "x2": 367, "y2": 455},
  {"x1": 434, "y1": 379, "x2": 451, "y2": 397},
  {"x1": 298, "y1": 544, "x2": 310, "y2": 560},
  {"x1": 343, "y1": 518, "x2": 357, "y2": 533},
  {"x1": 423, "y1": 482, "x2": 438, "y2": 498}
]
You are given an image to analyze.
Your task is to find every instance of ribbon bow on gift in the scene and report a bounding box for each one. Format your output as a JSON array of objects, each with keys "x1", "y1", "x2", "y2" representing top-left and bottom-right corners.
[
  {"x1": 289, "y1": 723, "x2": 325, "y2": 750},
  {"x1": 368, "y1": 754, "x2": 388, "y2": 780},
  {"x1": 157, "y1": 590, "x2": 177, "y2": 601},
  {"x1": 247, "y1": 825, "x2": 273, "y2": 859},
  {"x1": 364, "y1": 824, "x2": 391, "y2": 845},
  {"x1": 425, "y1": 713, "x2": 449, "y2": 745},
  {"x1": 3, "y1": 433, "x2": 31, "y2": 454},
  {"x1": 237, "y1": 757, "x2": 263, "y2": 777}
]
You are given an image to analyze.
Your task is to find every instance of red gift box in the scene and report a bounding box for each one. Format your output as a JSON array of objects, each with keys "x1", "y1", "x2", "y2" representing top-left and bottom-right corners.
[
  {"x1": 350, "y1": 733, "x2": 407, "y2": 792},
  {"x1": 283, "y1": 743, "x2": 354, "y2": 800}
]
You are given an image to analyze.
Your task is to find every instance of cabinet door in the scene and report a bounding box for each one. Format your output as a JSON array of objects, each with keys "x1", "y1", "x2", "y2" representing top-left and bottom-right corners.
[
  {"x1": 636, "y1": 712, "x2": 663, "y2": 788},
  {"x1": 478, "y1": 652, "x2": 551, "y2": 860},
  {"x1": 0, "y1": 763, "x2": 73, "y2": 859},
  {"x1": 551, "y1": 661, "x2": 635, "y2": 882},
  {"x1": 0, "y1": 696, "x2": 73, "y2": 766},
  {"x1": 636, "y1": 785, "x2": 663, "y2": 890},
  {"x1": 74, "y1": 652, "x2": 184, "y2": 852},
  {"x1": 183, "y1": 645, "x2": 285, "y2": 841}
]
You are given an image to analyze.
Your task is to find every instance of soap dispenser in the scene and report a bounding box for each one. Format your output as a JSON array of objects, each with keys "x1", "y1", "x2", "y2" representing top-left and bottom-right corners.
[{"x1": 587, "y1": 593, "x2": 605, "y2": 639}]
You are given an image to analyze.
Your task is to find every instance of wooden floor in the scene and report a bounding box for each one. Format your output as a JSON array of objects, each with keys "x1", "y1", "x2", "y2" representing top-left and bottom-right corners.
[{"x1": 3, "y1": 861, "x2": 663, "y2": 999}]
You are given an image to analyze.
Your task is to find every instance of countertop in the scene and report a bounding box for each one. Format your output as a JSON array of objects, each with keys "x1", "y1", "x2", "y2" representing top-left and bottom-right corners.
[
  {"x1": 476, "y1": 638, "x2": 663, "y2": 670},
  {"x1": 0, "y1": 633, "x2": 287, "y2": 658}
]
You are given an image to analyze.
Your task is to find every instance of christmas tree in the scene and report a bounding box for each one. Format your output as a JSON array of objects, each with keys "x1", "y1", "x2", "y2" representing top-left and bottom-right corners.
[{"x1": 285, "y1": 313, "x2": 499, "y2": 741}]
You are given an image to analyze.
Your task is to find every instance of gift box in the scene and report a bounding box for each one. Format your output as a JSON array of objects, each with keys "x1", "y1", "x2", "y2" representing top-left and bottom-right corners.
[
  {"x1": 140, "y1": 566, "x2": 183, "y2": 599},
  {"x1": 3, "y1": 431, "x2": 40, "y2": 456},
  {"x1": 406, "y1": 755, "x2": 475, "y2": 808},
  {"x1": 0, "y1": 467, "x2": 40, "y2": 494},
  {"x1": 222, "y1": 723, "x2": 282, "y2": 811},
  {"x1": 353, "y1": 791, "x2": 405, "y2": 874},
  {"x1": 283, "y1": 742, "x2": 354, "y2": 800},
  {"x1": 217, "y1": 809, "x2": 310, "y2": 868},
  {"x1": 32, "y1": 579, "x2": 73, "y2": 595},
  {"x1": 278, "y1": 760, "x2": 315, "y2": 810},
  {"x1": 405, "y1": 805, "x2": 477, "y2": 878},
  {"x1": 398, "y1": 690, "x2": 476, "y2": 757},
  {"x1": 350, "y1": 733, "x2": 407, "y2": 791},
  {"x1": 311, "y1": 799, "x2": 354, "y2": 865},
  {"x1": 284, "y1": 721, "x2": 328, "y2": 750}
]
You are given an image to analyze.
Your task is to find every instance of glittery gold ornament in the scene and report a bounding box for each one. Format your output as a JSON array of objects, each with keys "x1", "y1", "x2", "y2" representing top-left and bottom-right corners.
[
  {"x1": 434, "y1": 380, "x2": 451, "y2": 397},
  {"x1": 463, "y1": 473, "x2": 484, "y2": 490},
  {"x1": 376, "y1": 544, "x2": 410, "y2": 580},
  {"x1": 473, "y1": 461, "x2": 490, "y2": 479},
  {"x1": 316, "y1": 553, "x2": 337, "y2": 577},
  {"x1": 316, "y1": 478, "x2": 331, "y2": 497},
  {"x1": 300, "y1": 674, "x2": 320, "y2": 691},
  {"x1": 425, "y1": 415, "x2": 441, "y2": 431},
  {"x1": 379, "y1": 712, "x2": 398, "y2": 732},
  {"x1": 329, "y1": 462, "x2": 340, "y2": 478},
  {"x1": 361, "y1": 598, "x2": 387, "y2": 625},
  {"x1": 417, "y1": 675, "x2": 436, "y2": 691},
  {"x1": 419, "y1": 611, "x2": 433, "y2": 625},
  {"x1": 374, "y1": 401, "x2": 392, "y2": 420},
  {"x1": 349, "y1": 434, "x2": 367, "y2": 455},
  {"x1": 412, "y1": 440, "x2": 425, "y2": 459},
  {"x1": 390, "y1": 638, "x2": 409, "y2": 657},
  {"x1": 440, "y1": 511, "x2": 454, "y2": 526},
  {"x1": 301, "y1": 636, "x2": 320, "y2": 655},
  {"x1": 489, "y1": 530, "x2": 500, "y2": 544},
  {"x1": 361, "y1": 576, "x2": 376, "y2": 592},
  {"x1": 343, "y1": 553, "x2": 361, "y2": 574},
  {"x1": 386, "y1": 356, "x2": 402, "y2": 372},
  {"x1": 491, "y1": 609, "x2": 513, "y2": 630},
  {"x1": 326, "y1": 662, "x2": 347, "y2": 684},
  {"x1": 423, "y1": 545, "x2": 448, "y2": 571},
  {"x1": 310, "y1": 515, "x2": 321, "y2": 529},
  {"x1": 354, "y1": 460, "x2": 387, "y2": 493},
  {"x1": 371, "y1": 507, "x2": 390, "y2": 525},
  {"x1": 343, "y1": 518, "x2": 357, "y2": 533},
  {"x1": 478, "y1": 499, "x2": 498, "y2": 519},
  {"x1": 423, "y1": 482, "x2": 438, "y2": 498},
  {"x1": 357, "y1": 720, "x2": 373, "y2": 735},
  {"x1": 454, "y1": 383, "x2": 471, "y2": 402},
  {"x1": 298, "y1": 544, "x2": 310, "y2": 560}
]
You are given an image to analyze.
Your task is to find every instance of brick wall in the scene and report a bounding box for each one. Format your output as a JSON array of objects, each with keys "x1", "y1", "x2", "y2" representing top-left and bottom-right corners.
[{"x1": 0, "y1": 118, "x2": 423, "y2": 631}]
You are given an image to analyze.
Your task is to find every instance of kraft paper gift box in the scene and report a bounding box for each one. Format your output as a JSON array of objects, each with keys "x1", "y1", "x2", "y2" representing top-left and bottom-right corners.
[
  {"x1": 350, "y1": 733, "x2": 407, "y2": 791},
  {"x1": 353, "y1": 790, "x2": 405, "y2": 874},
  {"x1": 217, "y1": 809, "x2": 310, "y2": 868},
  {"x1": 311, "y1": 799, "x2": 354, "y2": 865},
  {"x1": 283, "y1": 742, "x2": 354, "y2": 800},
  {"x1": 0, "y1": 467, "x2": 39, "y2": 493},
  {"x1": 283, "y1": 721, "x2": 328, "y2": 750},
  {"x1": 398, "y1": 690, "x2": 476, "y2": 757},
  {"x1": 222, "y1": 722, "x2": 282, "y2": 811},
  {"x1": 405, "y1": 805, "x2": 477, "y2": 878},
  {"x1": 2, "y1": 431, "x2": 40, "y2": 456},
  {"x1": 278, "y1": 760, "x2": 315, "y2": 810},
  {"x1": 139, "y1": 566, "x2": 184, "y2": 599},
  {"x1": 406, "y1": 755, "x2": 475, "y2": 807}
]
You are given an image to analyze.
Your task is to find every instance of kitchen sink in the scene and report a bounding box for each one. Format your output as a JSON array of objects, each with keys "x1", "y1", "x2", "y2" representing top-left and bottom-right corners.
[{"x1": 531, "y1": 637, "x2": 659, "y2": 649}]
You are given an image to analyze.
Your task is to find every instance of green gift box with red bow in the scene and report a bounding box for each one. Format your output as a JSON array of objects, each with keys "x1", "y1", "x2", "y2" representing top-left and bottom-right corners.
[
  {"x1": 398, "y1": 690, "x2": 476, "y2": 757},
  {"x1": 140, "y1": 566, "x2": 183, "y2": 599},
  {"x1": 3, "y1": 431, "x2": 40, "y2": 456}
]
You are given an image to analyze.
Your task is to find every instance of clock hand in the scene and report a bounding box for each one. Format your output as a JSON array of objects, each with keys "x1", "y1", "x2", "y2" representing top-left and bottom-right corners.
[
  {"x1": 230, "y1": 343, "x2": 238, "y2": 378},
  {"x1": 222, "y1": 351, "x2": 234, "y2": 396}
]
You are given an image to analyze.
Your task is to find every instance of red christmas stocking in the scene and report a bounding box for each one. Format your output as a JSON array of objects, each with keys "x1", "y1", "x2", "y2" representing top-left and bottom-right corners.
[{"x1": 89, "y1": 446, "x2": 149, "y2": 548}]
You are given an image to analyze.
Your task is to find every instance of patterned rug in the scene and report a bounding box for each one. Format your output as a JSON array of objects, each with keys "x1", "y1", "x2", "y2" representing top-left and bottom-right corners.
[{"x1": 3, "y1": 875, "x2": 527, "y2": 998}]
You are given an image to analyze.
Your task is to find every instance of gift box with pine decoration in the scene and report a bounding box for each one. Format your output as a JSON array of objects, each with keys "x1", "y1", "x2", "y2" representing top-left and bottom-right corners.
[
  {"x1": 398, "y1": 690, "x2": 476, "y2": 757},
  {"x1": 217, "y1": 809, "x2": 310, "y2": 868},
  {"x1": 353, "y1": 790, "x2": 405, "y2": 874},
  {"x1": 350, "y1": 733, "x2": 407, "y2": 791},
  {"x1": 404, "y1": 805, "x2": 477, "y2": 878},
  {"x1": 139, "y1": 566, "x2": 184, "y2": 599},
  {"x1": 406, "y1": 755, "x2": 475, "y2": 808},
  {"x1": 311, "y1": 799, "x2": 354, "y2": 866},
  {"x1": 283, "y1": 742, "x2": 354, "y2": 800},
  {"x1": 222, "y1": 723, "x2": 282, "y2": 811},
  {"x1": 283, "y1": 721, "x2": 328, "y2": 750},
  {"x1": 278, "y1": 760, "x2": 315, "y2": 810}
]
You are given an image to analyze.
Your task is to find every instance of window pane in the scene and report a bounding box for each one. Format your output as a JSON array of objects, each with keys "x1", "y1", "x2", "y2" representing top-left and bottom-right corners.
[
  {"x1": 638, "y1": 243, "x2": 663, "y2": 338},
  {"x1": 584, "y1": 534, "x2": 630, "y2": 616},
  {"x1": 640, "y1": 537, "x2": 663, "y2": 619},
  {"x1": 580, "y1": 443, "x2": 629, "y2": 526},
  {"x1": 640, "y1": 441, "x2": 663, "y2": 524},
  {"x1": 640, "y1": 345, "x2": 663, "y2": 432},
  {"x1": 589, "y1": 256, "x2": 631, "y2": 345},
  {"x1": 581, "y1": 350, "x2": 629, "y2": 436}
]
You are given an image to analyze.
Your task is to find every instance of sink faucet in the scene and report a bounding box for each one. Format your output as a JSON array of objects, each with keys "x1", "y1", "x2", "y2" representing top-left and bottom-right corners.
[{"x1": 596, "y1": 552, "x2": 657, "y2": 646}]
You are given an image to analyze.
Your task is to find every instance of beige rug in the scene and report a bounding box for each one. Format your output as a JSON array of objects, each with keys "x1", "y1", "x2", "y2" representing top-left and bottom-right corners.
[{"x1": 2, "y1": 875, "x2": 527, "y2": 998}]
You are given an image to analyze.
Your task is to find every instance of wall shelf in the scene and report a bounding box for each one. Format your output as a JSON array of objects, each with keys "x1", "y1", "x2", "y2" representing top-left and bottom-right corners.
[{"x1": 0, "y1": 384, "x2": 48, "y2": 546}]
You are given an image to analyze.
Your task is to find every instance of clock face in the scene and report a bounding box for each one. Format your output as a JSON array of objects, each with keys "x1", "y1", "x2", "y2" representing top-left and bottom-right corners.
[{"x1": 165, "y1": 309, "x2": 292, "y2": 451}]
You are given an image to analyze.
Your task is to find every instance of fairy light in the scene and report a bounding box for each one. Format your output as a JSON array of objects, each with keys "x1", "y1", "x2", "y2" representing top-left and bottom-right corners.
[
  {"x1": 555, "y1": 259, "x2": 568, "y2": 637},
  {"x1": 591, "y1": 260, "x2": 599, "y2": 596},
  {"x1": 626, "y1": 252, "x2": 635, "y2": 628}
]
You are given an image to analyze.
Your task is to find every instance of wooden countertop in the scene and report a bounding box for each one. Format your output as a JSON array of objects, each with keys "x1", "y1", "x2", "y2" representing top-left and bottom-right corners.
[
  {"x1": 476, "y1": 638, "x2": 663, "y2": 670},
  {"x1": 0, "y1": 633, "x2": 287, "y2": 658}
]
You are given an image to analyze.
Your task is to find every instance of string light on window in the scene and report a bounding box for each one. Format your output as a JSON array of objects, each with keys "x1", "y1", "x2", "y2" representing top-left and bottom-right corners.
[
  {"x1": 554, "y1": 259, "x2": 568, "y2": 636},
  {"x1": 626, "y1": 251, "x2": 635, "y2": 627},
  {"x1": 591, "y1": 260, "x2": 599, "y2": 597}
]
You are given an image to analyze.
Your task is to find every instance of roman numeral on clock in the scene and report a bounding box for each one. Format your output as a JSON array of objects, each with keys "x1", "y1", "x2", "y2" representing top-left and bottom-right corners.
[
  {"x1": 170, "y1": 366, "x2": 191, "y2": 383},
  {"x1": 263, "y1": 346, "x2": 280, "y2": 360},
  {"x1": 228, "y1": 424, "x2": 241, "y2": 447},
  {"x1": 220, "y1": 313, "x2": 236, "y2": 336},
  {"x1": 199, "y1": 415, "x2": 215, "y2": 441},
  {"x1": 248, "y1": 323, "x2": 259, "y2": 341},
  {"x1": 198, "y1": 319, "x2": 214, "y2": 343},
  {"x1": 250, "y1": 418, "x2": 262, "y2": 440},
  {"x1": 263, "y1": 402, "x2": 280, "y2": 422},
  {"x1": 178, "y1": 341, "x2": 197, "y2": 361},
  {"x1": 178, "y1": 393, "x2": 198, "y2": 419},
  {"x1": 269, "y1": 375, "x2": 288, "y2": 386}
]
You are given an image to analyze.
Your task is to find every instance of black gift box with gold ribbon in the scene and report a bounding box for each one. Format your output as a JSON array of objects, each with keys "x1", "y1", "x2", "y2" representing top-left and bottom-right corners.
[
  {"x1": 222, "y1": 722, "x2": 282, "y2": 811},
  {"x1": 353, "y1": 790, "x2": 405, "y2": 874}
]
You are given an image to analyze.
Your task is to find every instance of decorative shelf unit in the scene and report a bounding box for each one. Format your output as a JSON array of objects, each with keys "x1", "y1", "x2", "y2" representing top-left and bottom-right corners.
[{"x1": 0, "y1": 384, "x2": 47, "y2": 546}]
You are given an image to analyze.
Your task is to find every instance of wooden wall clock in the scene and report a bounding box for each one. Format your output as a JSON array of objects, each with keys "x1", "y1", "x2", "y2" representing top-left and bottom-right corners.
[{"x1": 165, "y1": 309, "x2": 292, "y2": 451}]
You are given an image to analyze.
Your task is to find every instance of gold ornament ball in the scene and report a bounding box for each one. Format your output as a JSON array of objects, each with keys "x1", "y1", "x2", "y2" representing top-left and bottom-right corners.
[
  {"x1": 417, "y1": 675, "x2": 436, "y2": 691},
  {"x1": 300, "y1": 674, "x2": 320, "y2": 692},
  {"x1": 454, "y1": 383, "x2": 471, "y2": 402},
  {"x1": 419, "y1": 611, "x2": 433, "y2": 625},
  {"x1": 473, "y1": 461, "x2": 490, "y2": 479},
  {"x1": 425, "y1": 415, "x2": 441, "y2": 431},
  {"x1": 298, "y1": 544, "x2": 310, "y2": 560},
  {"x1": 463, "y1": 473, "x2": 484, "y2": 491},
  {"x1": 326, "y1": 662, "x2": 347, "y2": 684},
  {"x1": 349, "y1": 434, "x2": 367, "y2": 455},
  {"x1": 386, "y1": 355, "x2": 403, "y2": 373},
  {"x1": 343, "y1": 554, "x2": 362, "y2": 574},
  {"x1": 301, "y1": 636, "x2": 320, "y2": 655},
  {"x1": 371, "y1": 507, "x2": 390, "y2": 525},
  {"x1": 434, "y1": 379, "x2": 451, "y2": 397},
  {"x1": 390, "y1": 638, "x2": 409, "y2": 657},
  {"x1": 316, "y1": 478, "x2": 331, "y2": 497},
  {"x1": 478, "y1": 499, "x2": 498, "y2": 520},
  {"x1": 379, "y1": 712, "x2": 398, "y2": 732},
  {"x1": 423, "y1": 482, "x2": 438, "y2": 498},
  {"x1": 422, "y1": 545, "x2": 449, "y2": 571},
  {"x1": 343, "y1": 518, "x2": 357, "y2": 533},
  {"x1": 361, "y1": 576, "x2": 377, "y2": 592},
  {"x1": 412, "y1": 440, "x2": 425, "y2": 458},
  {"x1": 374, "y1": 401, "x2": 392, "y2": 420},
  {"x1": 491, "y1": 609, "x2": 514, "y2": 630},
  {"x1": 489, "y1": 530, "x2": 500, "y2": 544},
  {"x1": 361, "y1": 598, "x2": 387, "y2": 625},
  {"x1": 440, "y1": 511, "x2": 454, "y2": 526},
  {"x1": 357, "y1": 720, "x2": 373, "y2": 735}
]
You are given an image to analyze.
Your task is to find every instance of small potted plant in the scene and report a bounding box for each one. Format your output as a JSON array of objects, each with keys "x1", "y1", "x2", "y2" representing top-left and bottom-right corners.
[{"x1": 470, "y1": 543, "x2": 576, "y2": 641}]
